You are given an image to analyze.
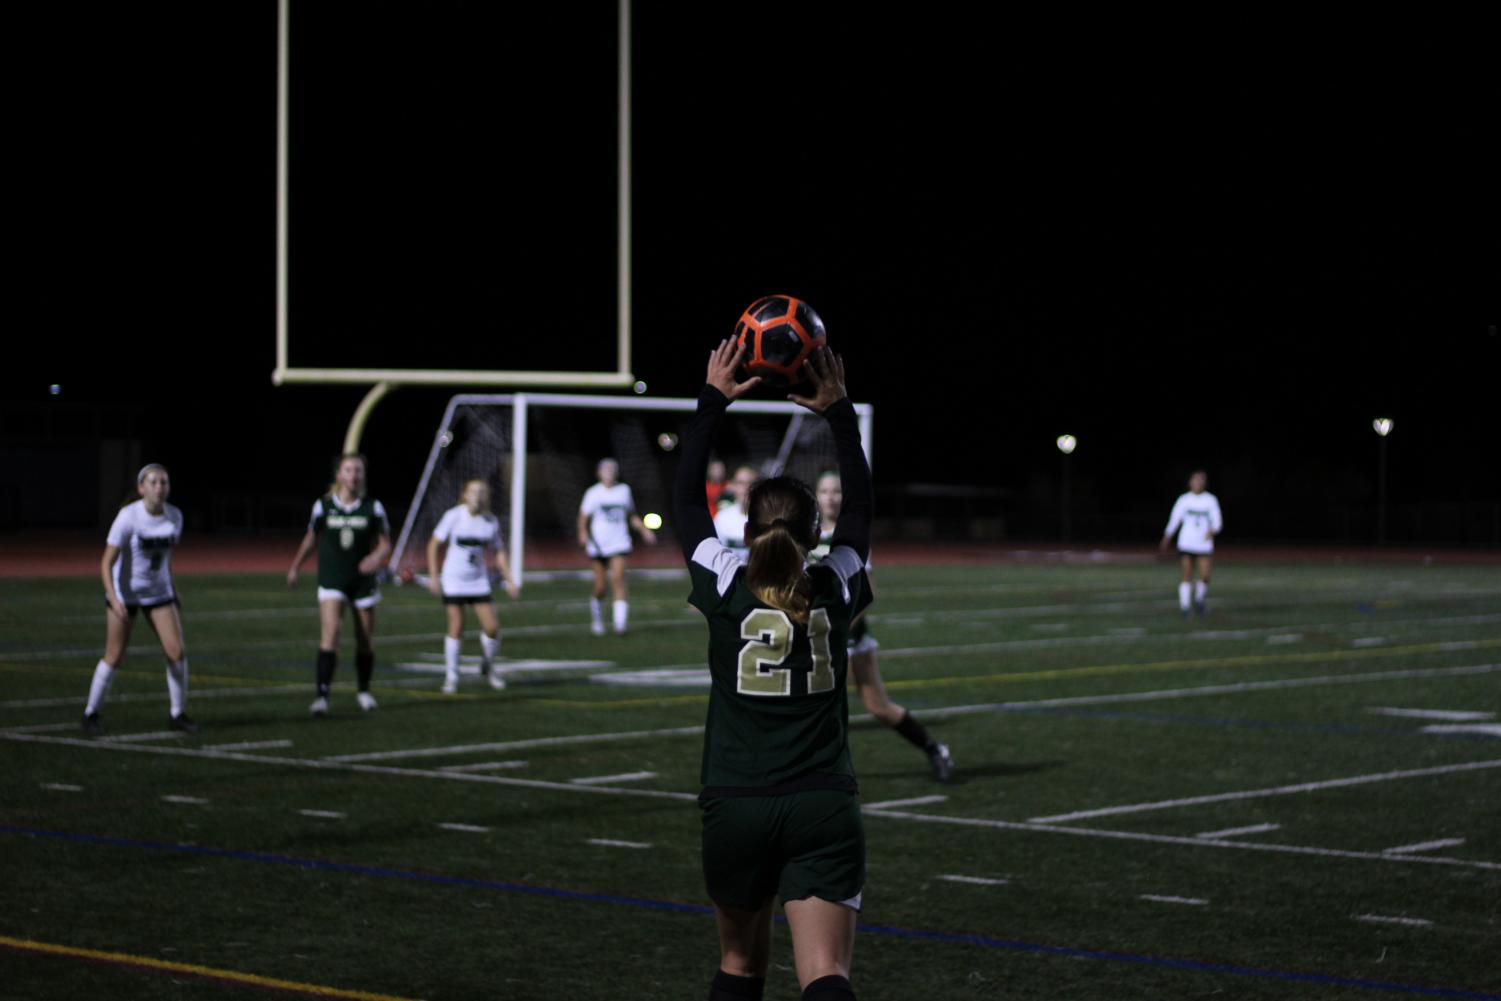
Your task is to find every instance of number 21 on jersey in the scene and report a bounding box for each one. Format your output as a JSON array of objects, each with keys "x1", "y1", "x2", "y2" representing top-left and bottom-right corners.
[{"x1": 737, "y1": 608, "x2": 834, "y2": 696}]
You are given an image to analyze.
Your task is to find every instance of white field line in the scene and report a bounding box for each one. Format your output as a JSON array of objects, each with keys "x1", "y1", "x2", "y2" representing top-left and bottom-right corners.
[
  {"x1": 4, "y1": 722, "x2": 84, "y2": 733},
  {"x1": 1195, "y1": 823, "x2": 1280, "y2": 840},
  {"x1": 105, "y1": 731, "x2": 186, "y2": 743},
  {"x1": 1368, "y1": 708, "x2": 1495, "y2": 721},
  {"x1": 587, "y1": 838, "x2": 652, "y2": 849},
  {"x1": 936, "y1": 874, "x2": 1008, "y2": 886},
  {"x1": 569, "y1": 771, "x2": 657, "y2": 786},
  {"x1": 1140, "y1": 894, "x2": 1208, "y2": 906},
  {"x1": 1383, "y1": 838, "x2": 1465, "y2": 855},
  {"x1": 1354, "y1": 914, "x2": 1432, "y2": 928},
  {"x1": 329, "y1": 663, "x2": 1501, "y2": 763},
  {"x1": 161, "y1": 795, "x2": 209, "y2": 805},
  {"x1": 204, "y1": 739, "x2": 294, "y2": 751},
  {"x1": 1266, "y1": 634, "x2": 1302, "y2": 646},
  {"x1": 298, "y1": 809, "x2": 346, "y2": 819},
  {"x1": 1421, "y1": 723, "x2": 1501, "y2": 737},
  {"x1": 1029, "y1": 759, "x2": 1501, "y2": 824},
  {"x1": 41, "y1": 783, "x2": 82, "y2": 792},
  {"x1": 438, "y1": 822, "x2": 490, "y2": 833},
  {"x1": 863, "y1": 795, "x2": 948, "y2": 810},
  {"x1": 438, "y1": 761, "x2": 529, "y2": 773},
  {"x1": 7, "y1": 730, "x2": 1499, "y2": 873},
  {"x1": 860, "y1": 808, "x2": 1501, "y2": 872},
  {"x1": 0, "y1": 677, "x2": 453, "y2": 710},
  {"x1": 1352, "y1": 637, "x2": 1387, "y2": 648}
]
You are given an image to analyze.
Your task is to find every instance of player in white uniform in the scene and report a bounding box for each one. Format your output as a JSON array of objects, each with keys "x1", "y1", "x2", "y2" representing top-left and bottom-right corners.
[
  {"x1": 712, "y1": 464, "x2": 759, "y2": 556},
  {"x1": 814, "y1": 471, "x2": 953, "y2": 780},
  {"x1": 576, "y1": 458, "x2": 657, "y2": 635},
  {"x1": 427, "y1": 479, "x2": 519, "y2": 693},
  {"x1": 82, "y1": 464, "x2": 197, "y2": 735},
  {"x1": 1159, "y1": 470, "x2": 1223, "y2": 616}
]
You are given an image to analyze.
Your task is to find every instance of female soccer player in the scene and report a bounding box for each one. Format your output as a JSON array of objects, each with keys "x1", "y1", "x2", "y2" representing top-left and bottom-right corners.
[
  {"x1": 814, "y1": 470, "x2": 953, "y2": 780},
  {"x1": 1158, "y1": 469, "x2": 1223, "y2": 616},
  {"x1": 674, "y1": 340, "x2": 871, "y2": 1001},
  {"x1": 426, "y1": 478, "x2": 519, "y2": 693},
  {"x1": 713, "y1": 463, "x2": 760, "y2": 554},
  {"x1": 82, "y1": 464, "x2": 196, "y2": 735},
  {"x1": 287, "y1": 453, "x2": 392, "y2": 715},
  {"x1": 576, "y1": 457, "x2": 657, "y2": 635}
]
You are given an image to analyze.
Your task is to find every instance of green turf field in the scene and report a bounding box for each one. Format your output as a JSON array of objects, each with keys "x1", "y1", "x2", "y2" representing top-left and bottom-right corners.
[{"x1": 3, "y1": 560, "x2": 1499, "y2": 1000}]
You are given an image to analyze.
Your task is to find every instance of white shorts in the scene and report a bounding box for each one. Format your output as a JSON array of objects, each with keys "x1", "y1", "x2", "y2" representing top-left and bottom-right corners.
[
  {"x1": 318, "y1": 586, "x2": 382, "y2": 610},
  {"x1": 847, "y1": 634, "x2": 880, "y2": 657}
]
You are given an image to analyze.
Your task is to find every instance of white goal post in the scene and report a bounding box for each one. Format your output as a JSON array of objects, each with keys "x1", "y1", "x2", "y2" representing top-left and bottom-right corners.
[{"x1": 391, "y1": 393, "x2": 875, "y2": 584}]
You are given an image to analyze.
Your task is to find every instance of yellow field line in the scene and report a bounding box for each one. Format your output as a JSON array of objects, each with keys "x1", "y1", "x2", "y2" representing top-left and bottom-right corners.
[
  {"x1": 881, "y1": 637, "x2": 1501, "y2": 691},
  {"x1": 0, "y1": 933, "x2": 420, "y2": 1000}
]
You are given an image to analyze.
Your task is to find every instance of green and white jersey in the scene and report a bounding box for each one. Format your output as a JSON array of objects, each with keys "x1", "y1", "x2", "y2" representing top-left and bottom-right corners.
[
  {"x1": 687, "y1": 537, "x2": 871, "y2": 793},
  {"x1": 310, "y1": 493, "x2": 390, "y2": 596},
  {"x1": 811, "y1": 529, "x2": 873, "y2": 646}
]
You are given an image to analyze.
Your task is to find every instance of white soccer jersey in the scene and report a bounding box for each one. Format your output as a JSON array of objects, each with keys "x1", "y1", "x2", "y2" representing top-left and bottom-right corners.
[
  {"x1": 432, "y1": 505, "x2": 503, "y2": 596},
  {"x1": 106, "y1": 500, "x2": 183, "y2": 604},
  {"x1": 713, "y1": 502, "x2": 749, "y2": 553},
  {"x1": 1164, "y1": 491, "x2": 1223, "y2": 554},
  {"x1": 580, "y1": 483, "x2": 636, "y2": 558}
]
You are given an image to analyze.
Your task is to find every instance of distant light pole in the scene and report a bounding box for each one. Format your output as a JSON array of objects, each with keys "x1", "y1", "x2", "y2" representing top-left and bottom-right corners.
[
  {"x1": 1373, "y1": 418, "x2": 1394, "y2": 545},
  {"x1": 1056, "y1": 435, "x2": 1077, "y2": 542}
]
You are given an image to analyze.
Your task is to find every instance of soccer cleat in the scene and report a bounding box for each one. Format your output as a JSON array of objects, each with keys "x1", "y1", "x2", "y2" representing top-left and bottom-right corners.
[
  {"x1": 441, "y1": 674, "x2": 459, "y2": 695},
  {"x1": 590, "y1": 621, "x2": 606, "y2": 636},
  {"x1": 309, "y1": 696, "x2": 329, "y2": 717},
  {"x1": 356, "y1": 691, "x2": 378, "y2": 712},
  {"x1": 1194, "y1": 600, "x2": 1208, "y2": 617},
  {"x1": 487, "y1": 671, "x2": 507, "y2": 692},
  {"x1": 81, "y1": 712, "x2": 103, "y2": 735},
  {"x1": 928, "y1": 743, "x2": 955, "y2": 781},
  {"x1": 168, "y1": 713, "x2": 200, "y2": 734}
]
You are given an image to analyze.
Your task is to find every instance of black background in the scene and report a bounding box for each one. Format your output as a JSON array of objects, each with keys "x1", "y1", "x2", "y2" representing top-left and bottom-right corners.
[{"x1": 7, "y1": 5, "x2": 1498, "y2": 543}]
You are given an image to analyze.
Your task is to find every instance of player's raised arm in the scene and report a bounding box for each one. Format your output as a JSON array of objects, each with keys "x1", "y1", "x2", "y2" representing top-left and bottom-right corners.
[
  {"x1": 673, "y1": 339, "x2": 761, "y2": 562},
  {"x1": 792, "y1": 349, "x2": 871, "y2": 564}
]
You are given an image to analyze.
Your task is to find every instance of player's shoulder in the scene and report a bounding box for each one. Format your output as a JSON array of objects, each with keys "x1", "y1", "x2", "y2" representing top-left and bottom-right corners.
[{"x1": 165, "y1": 502, "x2": 184, "y2": 524}]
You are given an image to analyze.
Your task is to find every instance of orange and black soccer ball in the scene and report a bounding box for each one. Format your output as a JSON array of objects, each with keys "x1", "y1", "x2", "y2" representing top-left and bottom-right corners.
[{"x1": 733, "y1": 295, "x2": 827, "y2": 388}]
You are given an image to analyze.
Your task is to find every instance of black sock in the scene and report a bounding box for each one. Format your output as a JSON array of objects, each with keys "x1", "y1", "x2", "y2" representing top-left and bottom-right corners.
[
  {"x1": 356, "y1": 651, "x2": 374, "y2": 692},
  {"x1": 315, "y1": 650, "x2": 336, "y2": 696},
  {"x1": 709, "y1": 969, "x2": 765, "y2": 1000},
  {"x1": 893, "y1": 710, "x2": 934, "y2": 752},
  {"x1": 802, "y1": 974, "x2": 855, "y2": 1001}
]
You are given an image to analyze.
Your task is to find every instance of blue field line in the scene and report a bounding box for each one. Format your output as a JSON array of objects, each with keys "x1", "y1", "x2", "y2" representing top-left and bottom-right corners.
[
  {"x1": 5, "y1": 825, "x2": 1498, "y2": 999},
  {"x1": 1002, "y1": 705, "x2": 1501, "y2": 740}
]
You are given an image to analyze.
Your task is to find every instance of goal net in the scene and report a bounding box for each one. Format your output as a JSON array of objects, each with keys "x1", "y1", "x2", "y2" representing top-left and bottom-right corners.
[{"x1": 390, "y1": 393, "x2": 875, "y2": 583}]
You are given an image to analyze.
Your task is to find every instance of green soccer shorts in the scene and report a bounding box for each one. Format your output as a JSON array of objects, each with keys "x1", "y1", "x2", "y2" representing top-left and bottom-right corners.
[{"x1": 699, "y1": 788, "x2": 865, "y2": 911}]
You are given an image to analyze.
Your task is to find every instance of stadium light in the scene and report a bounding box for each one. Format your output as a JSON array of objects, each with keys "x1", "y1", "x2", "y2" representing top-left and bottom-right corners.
[
  {"x1": 1056, "y1": 435, "x2": 1076, "y2": 542},
  {"x1": 1373, "y1": 418, "x2": 1394, "y2": 544}
]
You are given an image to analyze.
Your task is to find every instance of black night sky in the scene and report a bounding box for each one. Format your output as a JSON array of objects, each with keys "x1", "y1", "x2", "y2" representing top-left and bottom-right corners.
[{"x1": 9, "y1": 6, "x2": 1499, "y2": 544}]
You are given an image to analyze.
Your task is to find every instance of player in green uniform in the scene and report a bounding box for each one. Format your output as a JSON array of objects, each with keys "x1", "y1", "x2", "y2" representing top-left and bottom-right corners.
[
  {"x1": 287, "y1": 453, "x2": 392, "y2": 716},
  {"x1": 813, "y1": 471, "x2": 954, "y2": 780},
  {"x1": 675, "y1": 340, "x2": 871, "y2": 1001}
]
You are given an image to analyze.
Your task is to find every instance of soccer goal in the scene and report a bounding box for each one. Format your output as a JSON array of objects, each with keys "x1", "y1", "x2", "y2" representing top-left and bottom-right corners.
[{"x1": 390, "y1": 393, "x2": 875, "y2": 584}]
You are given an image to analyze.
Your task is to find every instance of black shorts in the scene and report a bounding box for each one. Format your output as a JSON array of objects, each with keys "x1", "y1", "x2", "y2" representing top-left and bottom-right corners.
[
  {"x1": 591, "y1": 551, "x2": 631, "y2": 565},
  {"x1": 106, "y1": 595, "x2": 180, "y2": 616},
  {"x1": 1178, "y1": 550, "x2": 1213, "y2": 559},
  {"x1": 442, "y1": 593, "x2": 493, "y2": 606}
]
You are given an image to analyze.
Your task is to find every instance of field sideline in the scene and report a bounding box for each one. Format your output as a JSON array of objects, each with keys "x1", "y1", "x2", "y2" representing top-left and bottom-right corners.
[{"x1": 2, "y1": 555, "x2": 1498, "y2": 999}]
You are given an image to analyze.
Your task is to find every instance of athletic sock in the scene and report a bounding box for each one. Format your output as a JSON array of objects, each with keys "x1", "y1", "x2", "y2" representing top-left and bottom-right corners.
[
  {"x1": 1194, "y1": 580, "x2": 1208, "y2": 603},
  {"x1": 802, "y1": 974, "x2": 856, "y2": 1001},
  {"x1": 85, "y1": 660, "x2": 115, "y2": 715},
  {"x1": 893, "y1": 709, "x2": 934, "y2": 751},
  {"x1": 316, "y1": 649, "x2": 336, "y2": 696},
  {"x1": 444, "y1": 636, "x2": 462, "y2": 678},
  {"x1": 613, "y1": 600, "x2": 628, "y2": 632},
  {"x1": 709, "y1": 970, "x2": 765, "y2": 1000},
  {"x1": 165, "y1": 658, "x2": 189, "y2": 717},
  {"x1": 590, "y1": 598, "x2": 604, "y2": 629},
  {"x1": 479, "y1": 632, "x2": 501, "y2": 669},
  {"x1": 1178, "y1": 582, "x2": 1192, "y2": 611},
  {"x1": 356, "y1": 651, "x2": 374, "y2": 692}
]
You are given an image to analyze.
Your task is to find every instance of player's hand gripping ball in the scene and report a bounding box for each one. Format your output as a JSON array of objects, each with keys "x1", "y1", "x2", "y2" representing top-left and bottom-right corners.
[{"x1": 734, "y1": 295, "x2": 827, "y2": 388}]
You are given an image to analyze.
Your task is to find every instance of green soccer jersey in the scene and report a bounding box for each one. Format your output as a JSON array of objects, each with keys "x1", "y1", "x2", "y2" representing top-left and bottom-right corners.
[
  {"x1": 310, "y1": 493, "x2": 390, "y2": 597},
  {"x1": 687, "y1": 537, "x2": 872, "y2": 791}
]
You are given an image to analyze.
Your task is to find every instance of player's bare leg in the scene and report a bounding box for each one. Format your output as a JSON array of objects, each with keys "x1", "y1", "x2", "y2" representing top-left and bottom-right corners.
[
  {"x1": 310, "y1": 597, "x2": 345, "y2": 716},
  {"x1": 784, "y1": 896, "x2": 857, "y2": 997},
  {"x1": 442, "y1": 602, "x2": 466, "y2": 692},
  {"x1": 84, "y1": 603, "x2": 136, "y2": 732},
  {"x1": 853, "y1": 651, "x2": 952, "y2": 779},
  {"x1": 1194, "y1": 555, "x2": 1214, "y2": 616},
  {"x1": 145, "y1": 603, "x2": 196, "y2": 731},
  {"x1": 608, "y1": 554, "x2": 629, "y2": 634},
  {"x1": 1177, "y1": 555, "x2": 1194, "y2": 617},
  {"x1": 588, "y1": 560, "x2": 608, "y2": 634},
  {"x1": 352, "y1": 605, "x2": 378, "y2": 709},
  {"x1": 712, "y1": 898, "x2": 773, "y2": 987},
  {"x1": 472, "y1": 601, "x2": 505, "y2": 689}
]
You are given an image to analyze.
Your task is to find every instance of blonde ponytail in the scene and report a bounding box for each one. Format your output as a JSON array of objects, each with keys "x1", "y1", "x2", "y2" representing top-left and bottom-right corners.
[{"x1": 746, "y1": 522, "x2": 812, "y2": 622}]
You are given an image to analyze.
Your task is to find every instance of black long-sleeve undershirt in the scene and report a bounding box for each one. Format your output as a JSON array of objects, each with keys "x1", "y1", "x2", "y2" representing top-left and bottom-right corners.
[{"x1": 672, "y1": 387, "x2": 872, "y2": 565}]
